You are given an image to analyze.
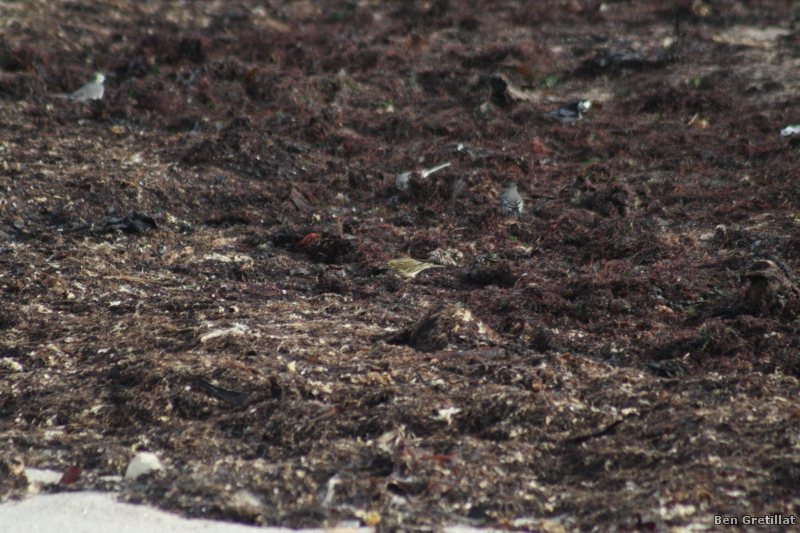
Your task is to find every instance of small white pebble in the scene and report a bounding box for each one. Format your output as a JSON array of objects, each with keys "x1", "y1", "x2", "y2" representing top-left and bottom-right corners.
[{"x1": 0, "y1": 358, "x2": 23, "y2": 372}]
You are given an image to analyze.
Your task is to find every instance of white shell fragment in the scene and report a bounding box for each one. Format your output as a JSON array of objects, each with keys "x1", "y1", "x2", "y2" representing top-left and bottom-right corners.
[
  {"x1": 396, "y1": 161, "x2": 451, "y2": 191},
  {"x1": 124, "y1": 452, "x2": 165, "y2": 480},
  {"x1": 780, "y1": 125, "x2": 800, "y2": 137}
]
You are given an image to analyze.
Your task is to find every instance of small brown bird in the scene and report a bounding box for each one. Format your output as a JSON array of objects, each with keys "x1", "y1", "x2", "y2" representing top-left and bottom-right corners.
[
  {"x1": 500, "y1": 181, "x2": 524, "y2": 220},
  {"x1": 385, "y1": 258, "x2": 445, "y2": 279}
]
